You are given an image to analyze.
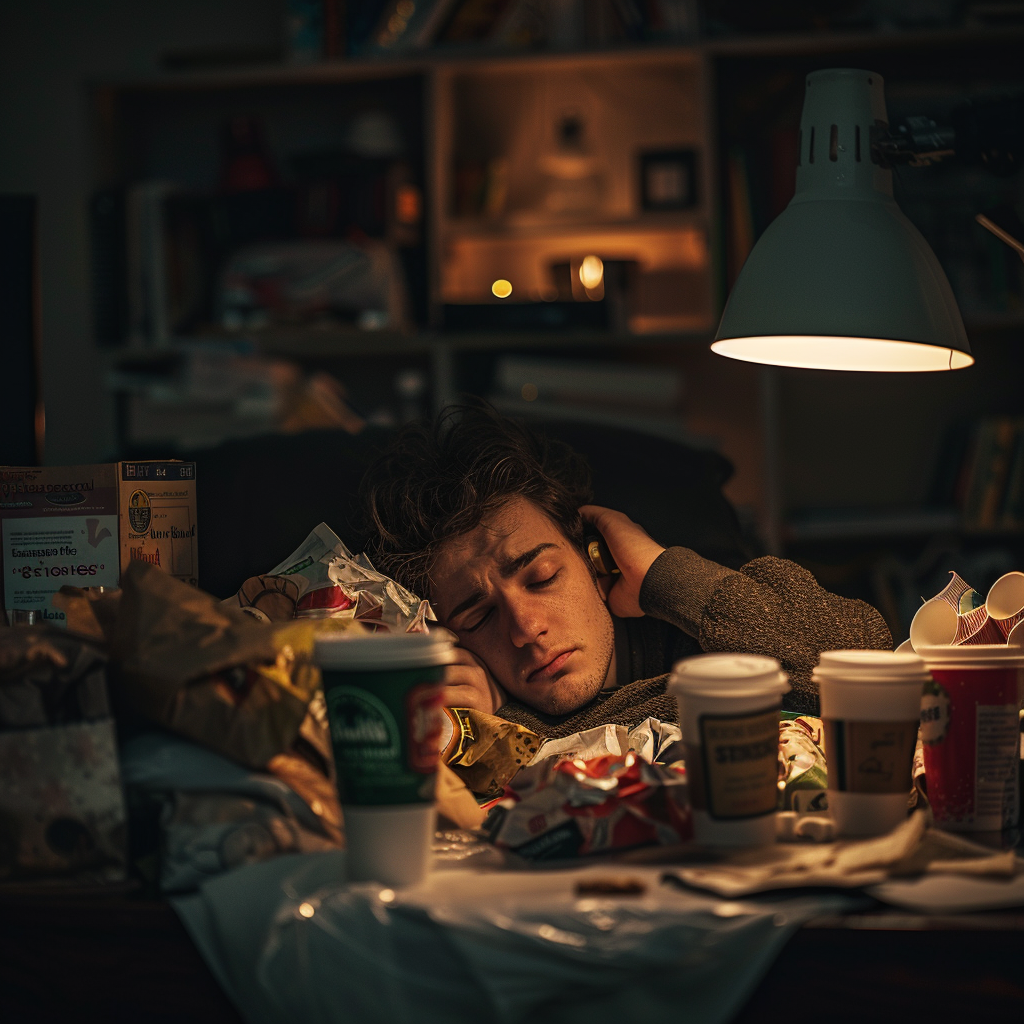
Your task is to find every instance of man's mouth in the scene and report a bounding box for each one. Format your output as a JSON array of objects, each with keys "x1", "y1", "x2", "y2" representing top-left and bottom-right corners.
[{"x1": 527, "y1": 649, "x2": 575, "y2": 683}]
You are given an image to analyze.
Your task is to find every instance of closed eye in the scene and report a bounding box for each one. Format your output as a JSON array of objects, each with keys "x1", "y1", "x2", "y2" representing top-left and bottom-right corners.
[
  {"x1": 461, "y1": 607, "x2": 493, "y2": 632},
  {"x1": 528, "y1": 569, "x2": 561, "y2": 589}
]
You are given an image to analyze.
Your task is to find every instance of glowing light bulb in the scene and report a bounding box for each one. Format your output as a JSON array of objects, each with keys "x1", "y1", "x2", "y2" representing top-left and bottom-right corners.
[
  {"x1": 298, "y1": 902, "x2": 315, "y2": 918},
  {"x1": 578, "y1": 255, "x2": 603, "y2": 290},
  {"x1": 492, "y1": 279, "x2": 513, "y2": 299}
]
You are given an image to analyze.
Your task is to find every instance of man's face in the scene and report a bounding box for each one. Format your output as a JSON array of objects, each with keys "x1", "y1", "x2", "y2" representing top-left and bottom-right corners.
[{"x1": 430, "y1": 497, "x2": 615, "y2": 716}]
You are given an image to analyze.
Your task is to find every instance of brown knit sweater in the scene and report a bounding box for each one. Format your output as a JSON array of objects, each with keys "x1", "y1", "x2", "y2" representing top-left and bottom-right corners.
[{"x1": 495, "y1": 547, "x2": 892, "y2": 739}]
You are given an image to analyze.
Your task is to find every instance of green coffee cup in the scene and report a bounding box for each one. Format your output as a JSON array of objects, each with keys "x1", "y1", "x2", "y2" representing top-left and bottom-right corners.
[{"x1": 317, "y1": 633, "x2": 456, "y2": 806}]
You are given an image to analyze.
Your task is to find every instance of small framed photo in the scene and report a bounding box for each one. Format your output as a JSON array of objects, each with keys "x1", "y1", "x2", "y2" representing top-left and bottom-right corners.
[{"x1": 640, "y1": 149, "x2": 697, "y2": 211}]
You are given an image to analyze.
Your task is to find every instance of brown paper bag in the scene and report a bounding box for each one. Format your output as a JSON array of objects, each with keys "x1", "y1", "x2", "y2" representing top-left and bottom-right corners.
[{"x1": 111, "y1": 561, "x2": 320, "y2": 769}]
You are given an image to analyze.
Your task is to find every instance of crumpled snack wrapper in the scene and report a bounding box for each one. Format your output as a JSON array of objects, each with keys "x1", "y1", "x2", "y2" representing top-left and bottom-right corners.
[
  {"x1": 484, "y1": 752, "x2": 692, "y2": 861},
  {"x1": 112, "y1": 560, "x2": 323, "y2": 770},
  {"x1": 228, "y1": 522, "x2": 438, "y2": 633},
  {"x1": 441, "y1": 707, "x2": 543, "y2": 799},
  {"x1": 778, "y1": 714, "x2": 828, "y2": 814},
  {"x1": 530, "y1": 716, "x2": 682, "y2": 767}
]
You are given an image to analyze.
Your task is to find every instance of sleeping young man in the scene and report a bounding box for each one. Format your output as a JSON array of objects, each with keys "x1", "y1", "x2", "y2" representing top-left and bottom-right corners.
[{"x1": 360, "y1": 404, "x2": 891, "y2": 739}]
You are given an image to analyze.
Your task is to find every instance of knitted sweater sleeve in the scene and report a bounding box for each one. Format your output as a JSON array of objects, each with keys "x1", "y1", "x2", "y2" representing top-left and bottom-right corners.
[{"x1": 638, "y1": 547, "x2": 893, "y2": 713}]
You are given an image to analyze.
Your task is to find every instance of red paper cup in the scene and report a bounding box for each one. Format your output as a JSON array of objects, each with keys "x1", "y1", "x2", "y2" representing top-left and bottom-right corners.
[{"x1": 916, "y1": 645, "x2": 1024, "y2": 832}]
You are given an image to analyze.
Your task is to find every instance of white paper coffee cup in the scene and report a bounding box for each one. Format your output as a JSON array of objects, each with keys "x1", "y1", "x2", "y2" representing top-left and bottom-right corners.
[
  {"x1": 909, "y1": 598, "x2": 958, "y2": 649},
  {"x1": 986, "y1": 571, "x2": 1024, "y2": 639},
  {"x1": 668, "y1": 653, "x2": 790, "y2": 846},
  {"x1": 812, "y1": 650, "x2": 930, "y2": 837}
]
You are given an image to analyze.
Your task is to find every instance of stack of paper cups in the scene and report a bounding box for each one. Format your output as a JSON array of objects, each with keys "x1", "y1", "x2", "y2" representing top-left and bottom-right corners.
[{"x1": 909, "y1": 572, "x2": 1002, "y2": 648}]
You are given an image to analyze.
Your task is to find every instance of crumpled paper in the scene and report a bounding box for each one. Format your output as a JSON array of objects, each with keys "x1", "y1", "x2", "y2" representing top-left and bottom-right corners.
[
  {"x1": 530, "y1": 716, "x2": 682, "y2": 767},
  {"x1": 229, "y1": 522, "x2": 437, "y2": 633},
  {"x1": 665, "y1": 810, "x2": 1019, "y2": 897}
]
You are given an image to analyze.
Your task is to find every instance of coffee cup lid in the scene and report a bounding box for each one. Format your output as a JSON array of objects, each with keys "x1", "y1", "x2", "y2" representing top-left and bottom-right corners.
[
  {"x1": 668, "y1": 653, "x2": 790, "y2": 696},
  {"x1": 914, "y1": 643, "x2": 1024, "y2": 669},
  {"x1": 812, "y1": 649, "x2": 932, "y2": 683},
  {"x1": 314, "y1": 632, "x2": 456, "y2": 670}
]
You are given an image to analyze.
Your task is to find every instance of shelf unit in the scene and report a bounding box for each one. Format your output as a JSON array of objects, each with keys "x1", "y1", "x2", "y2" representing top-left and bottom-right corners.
[{"x1": 91, "y1": 24, "x2": 1024, "y2": 581}]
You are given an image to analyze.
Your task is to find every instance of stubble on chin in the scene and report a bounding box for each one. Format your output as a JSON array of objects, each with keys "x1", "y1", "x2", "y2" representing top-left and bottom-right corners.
[{"x1": 520, "y1": 633, "x2": 615, "y2": 717}]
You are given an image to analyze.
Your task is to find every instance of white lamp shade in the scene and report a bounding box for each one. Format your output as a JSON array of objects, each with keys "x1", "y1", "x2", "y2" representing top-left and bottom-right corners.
[{"x1": 713, "y1": 69, "x2": 973, "y2": 372}]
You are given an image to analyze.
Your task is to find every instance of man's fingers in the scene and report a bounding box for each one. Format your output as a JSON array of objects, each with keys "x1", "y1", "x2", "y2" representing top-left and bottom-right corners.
[{"x1": 443, "y1": 662, "x2": 484, "y2": 688}]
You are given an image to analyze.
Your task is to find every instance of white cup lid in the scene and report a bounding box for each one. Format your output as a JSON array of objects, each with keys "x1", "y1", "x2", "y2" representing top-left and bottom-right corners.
[
  {"x1": 314, "y1": 632, "x2": 455, "y2": 670},
  {"x1": 812, "y1": 649, "x2": 932, "y2": 683},
  {"x1": 914, "y1": 643, "x2": 1024, "y2": 669},
  {"x1": 668, "y1": 652, "x2": 790, "y2": 696}
]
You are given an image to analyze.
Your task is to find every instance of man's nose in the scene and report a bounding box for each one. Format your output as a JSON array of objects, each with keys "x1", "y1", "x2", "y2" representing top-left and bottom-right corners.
[{"x1": 506, "y1": 595, "x2": 546, "y2": 647}]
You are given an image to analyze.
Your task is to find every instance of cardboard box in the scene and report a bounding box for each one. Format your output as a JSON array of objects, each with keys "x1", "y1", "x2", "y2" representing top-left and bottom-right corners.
[{"x1": 1, "y1": 460, "x2": 197, "y2": 625}]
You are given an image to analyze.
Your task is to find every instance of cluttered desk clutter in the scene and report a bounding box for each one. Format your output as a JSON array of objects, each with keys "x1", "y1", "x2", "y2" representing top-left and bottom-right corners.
[{"x1": 3, "y1": 405, "x2": 1024, "y2": 1024}]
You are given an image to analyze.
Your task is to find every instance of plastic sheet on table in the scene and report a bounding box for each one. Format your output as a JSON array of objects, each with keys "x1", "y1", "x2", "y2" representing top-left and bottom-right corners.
[{"x1": 171, "y1": 852, "x2": 861, "y2": 1024}]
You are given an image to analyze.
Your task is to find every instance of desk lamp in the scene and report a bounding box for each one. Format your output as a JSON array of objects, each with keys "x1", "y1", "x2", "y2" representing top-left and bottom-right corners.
[{"x1": 712, "y1": 68, "x2": 974, "y2": 372}]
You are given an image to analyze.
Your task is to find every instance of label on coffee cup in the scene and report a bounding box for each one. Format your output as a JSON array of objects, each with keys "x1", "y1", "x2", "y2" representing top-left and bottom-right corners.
[
  {"x1": 323, "y1": 666, "x2": 444, "y2": 805},
  {"x1": 823, "y1": 719, "x2": 917, "y2": 794},
  {"x1": 686, "y1": 707, "x2": 780, "y2": 820},
  {"x1": 920, "y1": 681, "x2": 950, "y2": 745}
]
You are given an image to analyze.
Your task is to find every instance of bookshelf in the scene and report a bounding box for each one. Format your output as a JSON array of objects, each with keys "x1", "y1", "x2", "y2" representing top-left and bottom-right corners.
[{"x1": 89, "y1": 18, "x2": 1024, "y2": 581}]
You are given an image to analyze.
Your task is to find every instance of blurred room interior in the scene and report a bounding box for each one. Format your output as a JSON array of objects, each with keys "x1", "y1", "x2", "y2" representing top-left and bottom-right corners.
[{"x1": 4, "y1": 0, "x2": 1024, "y2": 643}]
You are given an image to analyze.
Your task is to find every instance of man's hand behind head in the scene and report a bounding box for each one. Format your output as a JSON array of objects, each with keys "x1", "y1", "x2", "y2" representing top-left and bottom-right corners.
[{"x1": 580, "y1": 505, "x2": 665, "y2": 618}]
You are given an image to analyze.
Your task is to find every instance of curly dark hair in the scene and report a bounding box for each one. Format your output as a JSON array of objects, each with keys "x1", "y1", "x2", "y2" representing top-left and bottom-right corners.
[{"x1": 360, "y1": 403, "x2": 593, "y2": 598}]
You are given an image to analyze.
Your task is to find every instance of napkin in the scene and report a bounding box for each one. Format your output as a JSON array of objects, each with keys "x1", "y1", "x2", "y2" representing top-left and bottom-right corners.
[{"x1": 665, "y1": 811, "x2": 1019, "y2": 897}]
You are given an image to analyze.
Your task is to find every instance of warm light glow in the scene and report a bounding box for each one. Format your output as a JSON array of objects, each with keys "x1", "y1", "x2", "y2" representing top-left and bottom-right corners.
[
  {"x1": 711, "y1": 336, "x2": 975, "y2": 372},
  {"x1": 491, "y1": 279, "x2": 513, "y2": 299},
  {"x1": 379, "y1": 888, "x2": 396, "y2": 903},
  {"x1": 521, "y1": 383, "x2": 539, "y2": 401},
  {"x1": 298, "y1": 902, "x2": 315, "y2": 918},
  {"x1": 578, "y1": 255, "x2": 604, "y2": 290}
]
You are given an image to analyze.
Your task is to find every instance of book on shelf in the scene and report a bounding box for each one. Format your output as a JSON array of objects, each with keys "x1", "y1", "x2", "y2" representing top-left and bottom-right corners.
[
  {"x1": 362, "y1": 0, "x2": 466, "y2": 52},
  {"x1": 955, "y1": 415, "x2": 1024, "y2": 531}
]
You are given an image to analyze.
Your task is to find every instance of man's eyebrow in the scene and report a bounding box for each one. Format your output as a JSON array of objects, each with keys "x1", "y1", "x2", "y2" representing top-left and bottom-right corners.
[
  {"x1": 446, "y1": 543, "x2": 559, "y2": 624},
  {"x1": 447, "y1": 588, "x2": 485, "y2": 624},
  {"x1": 498, "y1": 542, "x2": 558, "y2": 579}
]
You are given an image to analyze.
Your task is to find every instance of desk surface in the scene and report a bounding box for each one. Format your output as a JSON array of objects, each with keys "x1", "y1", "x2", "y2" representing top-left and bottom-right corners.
[{"x1": 3, "y1": 885, "x2": 1024, "y2": 1024}]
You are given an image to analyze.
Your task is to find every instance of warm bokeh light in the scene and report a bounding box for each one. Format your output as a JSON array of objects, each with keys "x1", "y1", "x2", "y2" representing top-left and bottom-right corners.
[
  {"x1": 711, "y1": 335, "x2": 975, "y2": 372},
  {"x1": 578, "y1": 255, "x2": 604, "y2": 290},
  {"x1": 491, "y1": 279, "x2": 513, "y2": 298},
  {"x1": 298, "y1": 902, "x2": 315, "y2": 918},
  {"x1": 521, "y1": 383, "x2": 538, "y2": 401}
]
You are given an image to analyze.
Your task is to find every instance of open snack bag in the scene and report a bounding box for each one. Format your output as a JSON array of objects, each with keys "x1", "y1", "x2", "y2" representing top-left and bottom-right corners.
[{"x1": 226, "y1": 523, "x2": 436, "y2": 634}]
